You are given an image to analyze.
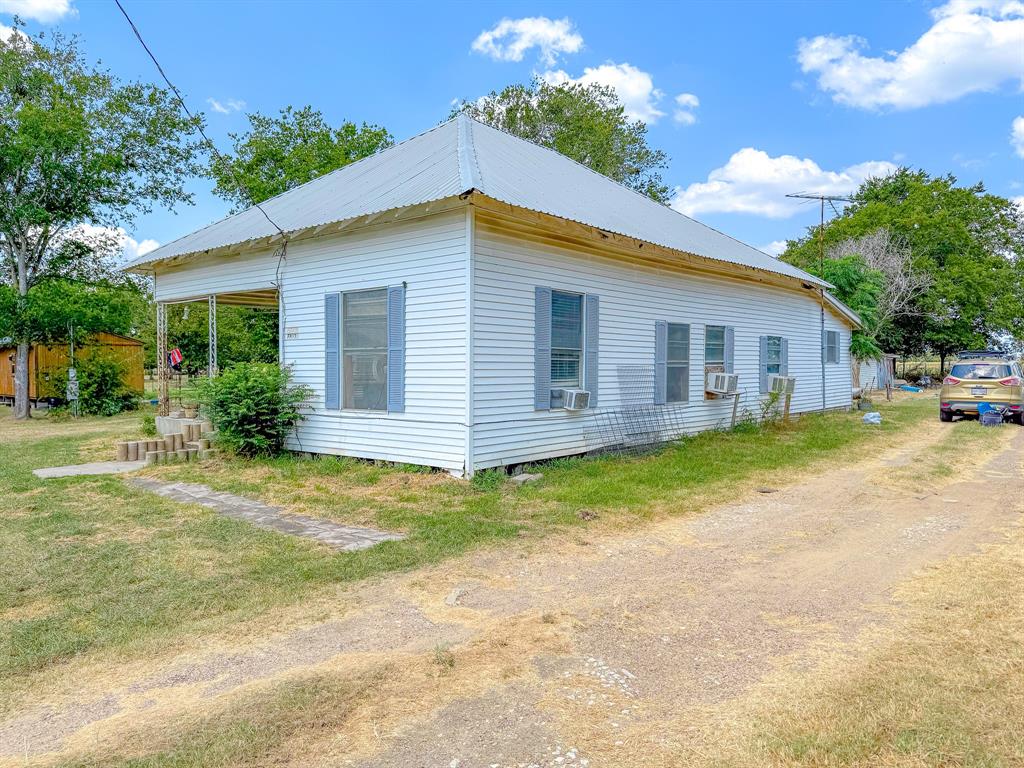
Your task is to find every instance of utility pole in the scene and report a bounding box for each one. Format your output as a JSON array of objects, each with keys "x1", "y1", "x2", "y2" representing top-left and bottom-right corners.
[{"x1": 784, "y1": 192, "x2": 852, "y2": 413}]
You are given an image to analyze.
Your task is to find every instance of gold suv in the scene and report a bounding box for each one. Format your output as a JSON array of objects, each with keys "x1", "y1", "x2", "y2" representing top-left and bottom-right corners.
[{"x1": 940, "y1": 352, "x2": 1023, "y2": 424}]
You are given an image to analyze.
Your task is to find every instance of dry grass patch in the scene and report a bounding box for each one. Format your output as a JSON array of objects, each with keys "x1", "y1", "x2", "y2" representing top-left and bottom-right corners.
[{"x1": 637, "y1": 523, "x2": 1024, "y2": 768}]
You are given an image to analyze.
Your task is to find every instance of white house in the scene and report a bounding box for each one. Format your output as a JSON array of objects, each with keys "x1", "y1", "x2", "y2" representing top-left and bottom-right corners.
[{"x1": 126, "y1": 116, "x2": 858, "y2": 476}]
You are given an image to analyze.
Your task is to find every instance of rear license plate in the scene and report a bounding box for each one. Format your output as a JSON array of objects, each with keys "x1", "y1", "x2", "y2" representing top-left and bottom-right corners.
[{"x1": 971, "y1": 386, "x2": 987, "y2": 396}]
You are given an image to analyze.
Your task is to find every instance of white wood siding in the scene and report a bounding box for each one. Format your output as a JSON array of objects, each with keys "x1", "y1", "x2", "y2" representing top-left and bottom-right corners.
[
  {"x1": 470, "y1": 221, "x2": 852, "y2": 470},
  {"x1": 152, "y1": 211, "x2": 469, "y2": 472}
]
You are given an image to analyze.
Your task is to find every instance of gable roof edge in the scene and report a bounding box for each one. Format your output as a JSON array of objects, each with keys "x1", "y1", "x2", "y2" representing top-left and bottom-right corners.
[{"x1": 457, "y1": 114, "x2": 482, "y2": 192}]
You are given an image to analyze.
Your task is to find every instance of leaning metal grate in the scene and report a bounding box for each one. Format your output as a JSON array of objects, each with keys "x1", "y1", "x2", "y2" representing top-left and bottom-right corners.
[{"x1": 586, "y1": 364, "x2": 687, "y2": 456}]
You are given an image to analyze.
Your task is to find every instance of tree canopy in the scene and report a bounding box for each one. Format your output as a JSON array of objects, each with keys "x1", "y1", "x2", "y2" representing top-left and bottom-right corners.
[
  {"x1": 453, "y1": 78, "x2": 671, "y2": 203},
  {"x1": 208, "y1": 105, "x2": 393, "y2": 209},
  {"x1": 0, "y1": 22, "x2": 204, "y2": 417},
  {"x1": 781, "y1": 169, "x2": 1024, "y2": 367}
]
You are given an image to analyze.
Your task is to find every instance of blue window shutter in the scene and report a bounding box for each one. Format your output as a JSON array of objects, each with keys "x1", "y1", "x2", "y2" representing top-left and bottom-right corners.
[
  {"x1": 724, "y1": 326, "x2": 735, "y2": 374},
  {"x1": 781, "y1": 338, "x2": 789, "y2": 376},
  {"x1": 324, "y1": 293, "x2": 340, "y2": 410},
  {"x1": 654, "y1": 320, "x2": 667, "y2": 405},
  {"x1": 585, "y1": 294, "x2": 599, "y2": 406},
  {"x1": 534, "y1": 287, "x2": 552, "y2": 410},
  {"x1": 759, "y1": 335, "x2": 769, "y2": 394},
  {"x1": 386, "y1": 284, "x2": 405, "y2": 413}
]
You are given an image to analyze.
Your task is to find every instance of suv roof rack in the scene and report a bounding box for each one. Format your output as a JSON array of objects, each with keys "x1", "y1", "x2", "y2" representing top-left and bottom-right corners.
[{"x1": 955, "y1": 349, "x2": 1007, "y2": 359}]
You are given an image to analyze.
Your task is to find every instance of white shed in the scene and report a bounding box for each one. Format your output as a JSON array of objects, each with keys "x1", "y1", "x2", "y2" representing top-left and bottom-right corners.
[{"x1": 126, "y1": 115, "x2": 859, "y2": 476}]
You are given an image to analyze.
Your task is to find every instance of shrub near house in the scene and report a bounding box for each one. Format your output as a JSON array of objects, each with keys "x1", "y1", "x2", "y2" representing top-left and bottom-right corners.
[{"x1": 197, "y1": 363, "x2": 312, "y2": 457}]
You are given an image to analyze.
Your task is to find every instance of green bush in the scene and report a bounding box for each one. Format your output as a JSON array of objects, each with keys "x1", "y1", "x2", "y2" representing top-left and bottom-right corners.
[
  {"x1": 141, "y1": 412, "x2": 157, "y2": 436},
  {"x1": 54, "y1": 353, "x2": 139, "y2": 416},
  {"x1": 196, "y1": 363, "x2": 311, "y2": 457}
]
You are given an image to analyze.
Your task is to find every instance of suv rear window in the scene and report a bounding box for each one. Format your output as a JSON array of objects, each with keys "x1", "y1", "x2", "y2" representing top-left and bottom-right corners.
[{"x1": 950, "y1": 363, "x2": 1012, "y2": 380}]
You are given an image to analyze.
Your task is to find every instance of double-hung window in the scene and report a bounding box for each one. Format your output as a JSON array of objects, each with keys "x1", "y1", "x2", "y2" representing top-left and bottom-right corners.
[
  {"x1": 551, "y1": 290, "x2": 583, "y2": 389},
  {"x1": 667, "y1": 323, "x2": 690, "y2": 402},
  {"x1": 342, "y1": 288, "x2": 388, "y2": 410},
  {"x1": 824, "y1": 330, "x2": 840, "y2": 364},
  {"x1": 705, "y1": 325, "x2": 726, "y2": 372},
  {"x1": 765, "y1": 336, "x2": 783, "y2": 375}
]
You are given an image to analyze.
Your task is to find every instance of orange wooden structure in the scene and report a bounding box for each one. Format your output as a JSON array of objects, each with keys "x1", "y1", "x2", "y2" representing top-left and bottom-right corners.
[{"x1": 0, "y1": 332, "x2": 145, "y2": 402}]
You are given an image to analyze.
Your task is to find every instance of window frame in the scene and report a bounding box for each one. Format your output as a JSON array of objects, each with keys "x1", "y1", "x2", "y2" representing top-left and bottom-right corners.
[
  {"x1": 765, "y1": 335, "x2": 784, "y2": 376},
  {"x1": 550, "y1": 289, "x2": 584, "y2": 390},
  {"x1": 666, "y1": 322, "x2": 690, "y2": 403},
  {"x1": 704, "y1": 324, "x2": 727, "y2": 371},
  {"x1": 340, "y1": 287, "x2": 389, "y2": 412},
  {"x1": 825, "y1": 330, "x2": 840, "y2": 365}
]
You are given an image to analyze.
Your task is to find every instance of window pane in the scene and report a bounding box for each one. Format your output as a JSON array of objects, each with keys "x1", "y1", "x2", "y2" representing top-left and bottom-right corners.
[
  {"x1": 767, "y1": 363, "x2": 781, "y2": 375},
  {"x1": 667, "y1": 364, "x2": 688, "y2": 403},
  {"x1": 705, "y1": 325, "x2": 725, "y2": 365},
  {"x1": 551, "y1": 350, "x2": 581, "y2": 387},
  {"x1": 766, "y1": 336, "x2": 783, "y2": 365},
  {"x1": 342, "y1": 289, "x2": 387, "y2": 410},
  {"x1": 950, "y1": 363, "x2": 1011, "y2": 379},
  {"x1": 668, "y1": 323, "x2": 689, "y2": 363},
  {"x1": 551, "y1": 291, "x2": 582, "y2": 350},
  {"x1": 343, "y1": 290, "x2": 387, "y2": 350},
  {"x1": 343, "y1": 351, "x2": 387, "y2": 410}
]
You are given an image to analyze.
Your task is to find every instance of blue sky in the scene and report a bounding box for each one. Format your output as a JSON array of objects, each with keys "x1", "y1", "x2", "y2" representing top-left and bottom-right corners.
[{"x1": 2, "y1": 0, "x2": 1022, "y2": 260}]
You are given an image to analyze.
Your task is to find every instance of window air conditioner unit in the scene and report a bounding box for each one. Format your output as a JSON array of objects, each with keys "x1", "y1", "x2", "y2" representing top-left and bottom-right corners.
[
  {"x1": 705, "y1": 372, "x2": 739, "y2": 395},
  {"x1": 559, "y1": 388, "x2": 591, "y2": 411},
  {"x1": 769, "y1": 375, "x2": 796, "y2": 395}
]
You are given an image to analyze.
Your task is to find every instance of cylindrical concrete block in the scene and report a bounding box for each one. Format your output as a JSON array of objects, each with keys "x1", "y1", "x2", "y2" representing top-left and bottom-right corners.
[
  {"x1": 176, "y1": 449, "x2": 189, "y2": 461},
  {"x1": 145, "y1": 450, "x2": 160, "y2": 466},
  {"x1": 115, "y1": 442, "x2": 129, "y2": 461},
  {"x1": 126, "y1": 442, "x2": 138, "y2": 461},
  {"x1": 186, "y1": 448, "x2": 198, "y2": 461},
  {"x1": 164, "y1": 434, "x2": 175, "y2": 454},
  {"x1": 172, "y1": 433, "x2": 183, "y2": 451},
  {"x1": 201, "y1": 420, "x2": 213, "y2": 434},
  {"x1": 197, "y1": 438, "x2": 210, "y2": 450}
]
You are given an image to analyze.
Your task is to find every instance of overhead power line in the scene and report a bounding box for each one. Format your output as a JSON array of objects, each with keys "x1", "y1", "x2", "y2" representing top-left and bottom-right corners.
[{"x1": 113, "y1": 0, "x2": 286, "y2": 239}]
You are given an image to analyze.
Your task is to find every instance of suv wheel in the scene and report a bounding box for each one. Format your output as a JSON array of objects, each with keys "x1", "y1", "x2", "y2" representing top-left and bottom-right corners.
[{"x1": 939, "y1": 410, "x2": 953, "y2": 422}]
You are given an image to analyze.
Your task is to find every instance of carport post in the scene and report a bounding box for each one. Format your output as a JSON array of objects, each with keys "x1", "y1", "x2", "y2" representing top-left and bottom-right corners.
[
  {"x1": 156, "y1": 301, "x2": 169, "y2": 416},
  {"x1": 208, "y1": 294, "x2": 217, "y2": 378}
]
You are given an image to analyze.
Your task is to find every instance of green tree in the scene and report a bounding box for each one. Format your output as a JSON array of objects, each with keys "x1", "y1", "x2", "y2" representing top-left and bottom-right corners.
[
  {"x1": 0, "y1": 23, "x2": 204, "y2": 418},
  {"x1": 782, "y1": 169, "x2": 1024, "y2": 373},
  {"x1": 809, "y1": 256, "x2": 884, "y2": 359},
  {"x1": 209, "y1": 105, "x2": 393, "y2": 208},
  {"x1": 453, "y1": 78, "x2": 671, "y2": 203}
]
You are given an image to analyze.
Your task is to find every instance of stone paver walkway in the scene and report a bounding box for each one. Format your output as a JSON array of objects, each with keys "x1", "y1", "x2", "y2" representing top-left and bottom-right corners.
[
  {"x1": 127, "y1": 478, "x2": 405, "y2": 551},
  {"x1": 33, "y1": 460, "x2": 148, "y2": 479}
]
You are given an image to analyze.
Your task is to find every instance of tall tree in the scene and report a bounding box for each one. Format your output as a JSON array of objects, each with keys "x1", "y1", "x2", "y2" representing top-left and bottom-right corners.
[
  {"x1": 453, "y1": 78, "x2": 671, "y2": 203},
  {"x1": 0, "y1": 23, "x2": 203, "y2": 418},
  {"x1": 208, "y1": 105, "x2": 393, "y2": 209},
  {"x1": 782, "y1": 169, "x2": 1024, "y2": 372}
]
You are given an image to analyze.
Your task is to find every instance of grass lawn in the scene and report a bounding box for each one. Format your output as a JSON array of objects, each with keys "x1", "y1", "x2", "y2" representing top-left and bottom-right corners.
[{"x1": 1, "y1": 397, "x2": 935, "y2": 709}]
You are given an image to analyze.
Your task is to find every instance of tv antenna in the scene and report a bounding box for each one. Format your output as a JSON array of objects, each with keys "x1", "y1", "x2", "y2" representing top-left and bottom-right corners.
[{"x1": 784, "y1": 192, "x2": 853, "y2": 413}]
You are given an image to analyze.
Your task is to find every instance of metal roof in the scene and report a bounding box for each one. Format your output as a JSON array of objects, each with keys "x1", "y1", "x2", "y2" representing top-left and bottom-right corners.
[{"x1": 125, "y1": 115, "x2": 826, "y2": 288}]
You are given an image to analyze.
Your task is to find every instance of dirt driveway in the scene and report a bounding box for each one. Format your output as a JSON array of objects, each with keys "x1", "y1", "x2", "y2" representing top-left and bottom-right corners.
[{"x1": 3, "y1": 418, "x2": 1022, "y2": 767}]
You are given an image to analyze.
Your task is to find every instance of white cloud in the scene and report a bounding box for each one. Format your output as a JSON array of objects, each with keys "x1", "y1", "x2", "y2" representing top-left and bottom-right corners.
[
  {"x1": 797, "y1": 0, "x2": 1024, "y2": 110},
  {"x1": 1012, "y1": 116, "x2": 1024, "y2": 157},
  {"x1": 71, "y1": 224, "x2": 158, "y2": 264},
  {"x1": 472, "y1": 16, "x2": 582, "y2": 66},
  {"x1": 542, "y1": 62, "x2": 668, "y2": 123},
  {"x1": 760, "y1": 240, "x2": 789, "y2": 257},
  {"x1": 0, "y1": 0, "x2": 75, "y2": 22},
  {"x1": 207, "y1": 97, "x2": 246, "y2": 115},
  {"x1": 670, "y1": 148, "x2": 897, "y2": 219},
  {"x1": 673, "y1": 92, "x2": 700, "y2": 125}
]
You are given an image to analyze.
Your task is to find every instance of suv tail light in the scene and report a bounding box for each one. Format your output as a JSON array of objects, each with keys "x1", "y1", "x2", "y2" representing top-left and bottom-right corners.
[
  {"x1": 943, "y1": 376, "x2": 961, "y2": 385},
  {"x1": 998, "y1": 376, "x2": 1022, "y2": 386}
]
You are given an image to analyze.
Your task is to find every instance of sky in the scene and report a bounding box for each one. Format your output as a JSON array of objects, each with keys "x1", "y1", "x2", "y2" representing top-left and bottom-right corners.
[{"x1": 2, "y1": 0, "x2": 1022, "y2": 262}]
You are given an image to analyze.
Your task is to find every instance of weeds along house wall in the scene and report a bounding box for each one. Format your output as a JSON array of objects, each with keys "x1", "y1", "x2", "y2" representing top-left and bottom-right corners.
[
  {"x1": 151, "y1": 210, "x2": 469, "y2": 472},
  {"x1": 469, "y1": 216, "x2": 853, "y2": 470}
]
